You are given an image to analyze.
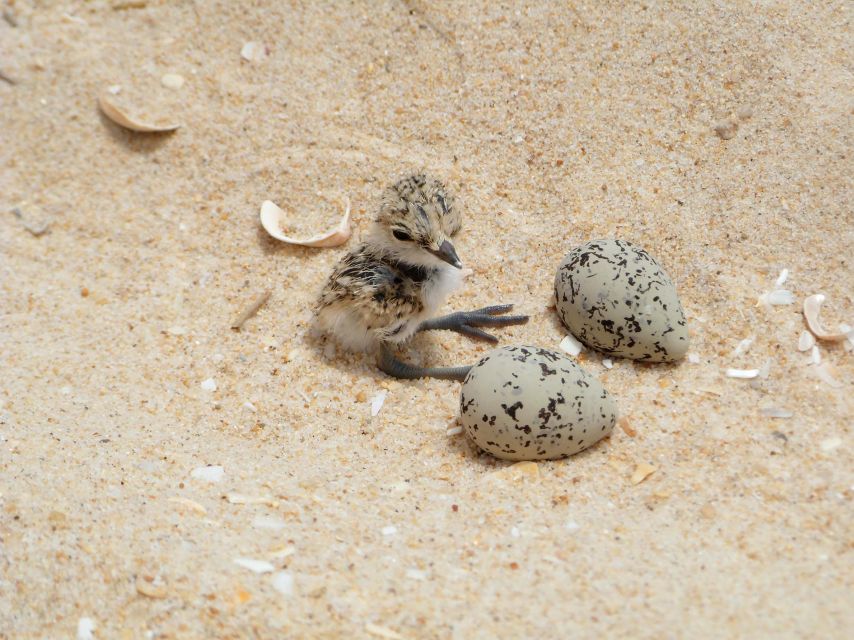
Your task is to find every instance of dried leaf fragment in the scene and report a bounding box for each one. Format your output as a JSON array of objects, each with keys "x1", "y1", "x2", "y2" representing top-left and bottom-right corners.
[
  {"x1": 618, "y1": 416, "x2": 636, "y2": 437},
  {"x1": 260, "y1": 197, "x2": 351, "y2": 247},
  {"x1": 631, "y1": 463, "x2": 657, "y2": 485},
  {"x1": 803, "y1": 294, "x2": 851, "y2": 342},
  {"x1": 98, "y1": 93, "x2": 180, "y2": 132}
]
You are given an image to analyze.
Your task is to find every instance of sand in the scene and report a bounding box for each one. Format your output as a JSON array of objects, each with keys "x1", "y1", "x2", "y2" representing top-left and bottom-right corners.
[{"x1": 1, "y1": 1, "x2": 852, "y2": 638}]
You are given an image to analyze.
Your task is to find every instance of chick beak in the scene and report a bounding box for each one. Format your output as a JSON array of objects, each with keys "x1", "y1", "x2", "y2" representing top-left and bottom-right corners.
[{"x1": 430, "y1": 240, "x2": 462, "y2": 269}]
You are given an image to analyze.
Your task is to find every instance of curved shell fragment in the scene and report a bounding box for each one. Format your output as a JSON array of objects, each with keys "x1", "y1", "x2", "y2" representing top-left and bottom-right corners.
[
  {"x1": 803, "y1": 294, "x2": 851, "y2": 342},
  {"x1": 98, "y1": 93, "x2": 180, "y2": 132},
  {"x1": 260, "y1": 197, "x2": 351, "y2": 248}
]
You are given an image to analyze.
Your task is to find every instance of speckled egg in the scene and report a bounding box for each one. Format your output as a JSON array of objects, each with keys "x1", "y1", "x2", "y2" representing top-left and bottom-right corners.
[
  {"x1": 459, "y1": 346, "x2": 617, "y2": 461},
  {"x1": 554, "y1": 239, "x2": 689, "y2": 362}
]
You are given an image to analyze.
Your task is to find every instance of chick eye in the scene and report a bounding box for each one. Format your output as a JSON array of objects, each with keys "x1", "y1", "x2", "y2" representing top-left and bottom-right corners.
[{"x1": 393, "y1": 229, "x2": 413, "y2": 241}]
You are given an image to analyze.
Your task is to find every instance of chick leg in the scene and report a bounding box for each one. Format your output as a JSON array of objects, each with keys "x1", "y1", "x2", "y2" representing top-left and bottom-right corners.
[
  {"x1": 418, "y1": 304, "x2": 529, "y2": 343},
  {"x1": 377, "y1": 344, "x2": 471, "y2": 381}
]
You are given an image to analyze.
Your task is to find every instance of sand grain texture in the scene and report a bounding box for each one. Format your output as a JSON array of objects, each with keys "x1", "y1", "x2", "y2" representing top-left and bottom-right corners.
[{"x1": 1, "y1": 1, "x2": 851, "y2": 638}]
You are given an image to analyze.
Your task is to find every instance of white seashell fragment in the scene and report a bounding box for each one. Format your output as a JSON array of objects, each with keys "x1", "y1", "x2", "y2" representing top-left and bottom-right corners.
[
  {"x1": 820, "y1": 437, "x2": 841, "y2": 452},
  {"x1": 798, "y1": 330, "x2": 815, "y2": 351},
  {"x1": 775, "y1": 269, "x2": 789, "y2": 286},
  {"x1": 759, "y1": 406, "x2": 793, "y2": 419},
  {"x1": 191, "y1": 465, "x2": 224, "y2": 483},
  {"x1": 732, "y1": 337, "x2": 753, "y2": 356},
  {"x1": 107, "y1": 84, "x2": 122, "y2": 95},
  {"x1": 252, "y1": 516, "x2": 287, "y2": 530},
  {"x1": 200, "y1": 378, "x2": 217, "y2": 391},
  {"x1": 809, "y1": 346, "x2": 821, "y2": 365},
  {"x1": 602, "y1": 358, "x2": 613, "y2": 369},
  {"x1": 558, "y1": 334, "x2": 583, "y2": 357},
  {"x1": 271, "y1": 571, "x2": 294, "y2": 596},
  {"x1": 260, "y1": 198, "x2": 351, "y2": 248},
  {"x1": 77, "y1": 618, "x2": 96, "y2": 640},
  {"x1": 370, "y1": 391, "x2": 387, "y2": 417},
  {"x1": 687, "y1": 353, "x2": 700, "y2": 364},
  {"x1": 241, "y1": 41, "x2": 266, "y2": 62},
  {"x1": 160, "y1": 73, "x2": 184, "y2": 89},
  {"x1": 98, "y1": 93, "x2": 180, "y2": 132},
  {"x1": 226, "y1": 493, "x2": 277, "y2": 506},
  {"x1": 726, "y1": 368, "x2": 759, "y2": 379},
  {"x1": 813, "y1": 363, "x2": 843, "y2": 388},
  {"x1": 234, "y1": 558, "x2": 274, "y2": 573},
  {"x1": 759, "y1": 289, "x2": 795, "y2": 306},
  {"x1": 803, "y1": 294, "x2": 851, "y2": 341},
  {"x1": 381, "y1": 525, "x2": 397, "y2": 536}
]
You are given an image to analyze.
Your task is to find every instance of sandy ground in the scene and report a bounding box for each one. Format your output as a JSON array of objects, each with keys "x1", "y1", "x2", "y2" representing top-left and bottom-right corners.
[{"x1": 1, "y1": 1, "x2": 852, "y2": 638}]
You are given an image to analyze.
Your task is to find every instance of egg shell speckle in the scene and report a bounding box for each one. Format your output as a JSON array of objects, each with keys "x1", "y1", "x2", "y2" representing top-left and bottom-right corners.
[
  {"x1": 554, "y1": 239, "x2": 690, "y2": 362},
  {"x1": 460, "y1": 346, "x2": 617, "y2": 461}
]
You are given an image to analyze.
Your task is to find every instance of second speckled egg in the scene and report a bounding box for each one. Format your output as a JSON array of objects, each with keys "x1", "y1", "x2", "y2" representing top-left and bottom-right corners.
[
  {"x1": 460, "y1": 346, "x2": 617, "y2": 461},
  {"x1": 554, "y1": 239, "x2": 689, "y2": 362}
]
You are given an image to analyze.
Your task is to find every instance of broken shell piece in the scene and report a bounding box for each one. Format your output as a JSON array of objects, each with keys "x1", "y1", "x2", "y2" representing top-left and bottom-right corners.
[
  {"x1": 241, "y1": 41, "x2": 266, "y2": 62},
  {"x1": 135, "y1": 576, "x2": 168, "y2": 599},
  {"x1": 98, "y1": 93, "x2": 180, "y2": 132},
  {"x1": 631, "y1": 463, "x2": 656, "y2": 485},
  {"x1": 758, "y1": 290, "x2": 795, "y2": 306},
  {"x1": 798, "y1": 330, "x2": 816, "y2": 351},
  {"x1": 726, "y1": 368, "x2": 759, "y2": 379},
  {"x1": 161, "y1": 73, "x2": 185, "y2": 89},
  {"x1": 803, "y1": 294, "x2": 851, "y2": 341},
  {"x1": 260, "y1": 197, "x2": 351, "y2": 248}
]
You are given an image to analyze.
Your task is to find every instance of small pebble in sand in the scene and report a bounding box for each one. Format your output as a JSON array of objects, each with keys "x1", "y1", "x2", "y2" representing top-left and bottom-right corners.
[
  {"x1": 200, "y1": 378, "x2": 217, "y2": 391},
  {"x1": 713, "y1": 119, "x2": 738, "y2": 140},
  {"x1": 161, "y1": 73, "x2": 184, "y2": 89},
  {"x1": 737, "y1": 106, "x2": 753, "y2": 120},
  {"x1": 687, "y1": 353, "x2": 701, "y2": 364},
  {"x1": 381, "y1": 525, "x2": 397, "y2": 536},
  {"x1": 602, "y1": 358, "x2": 613, "y2": 369}
]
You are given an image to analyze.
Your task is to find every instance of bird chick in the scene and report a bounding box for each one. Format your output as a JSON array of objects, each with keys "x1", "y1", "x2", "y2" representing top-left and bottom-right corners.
[{"x1": 316, "y1": 174, "x2": 527, "y2": 380}]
